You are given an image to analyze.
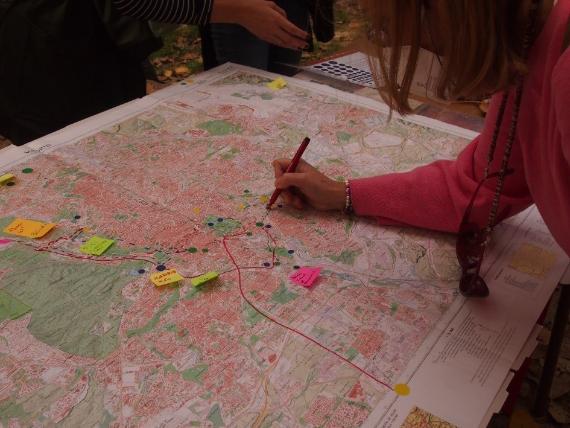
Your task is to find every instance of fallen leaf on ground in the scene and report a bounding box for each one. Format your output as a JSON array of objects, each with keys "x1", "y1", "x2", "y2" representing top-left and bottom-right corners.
[{"x1": 174, "y1": 65, "x2": 190, "y2": 76}]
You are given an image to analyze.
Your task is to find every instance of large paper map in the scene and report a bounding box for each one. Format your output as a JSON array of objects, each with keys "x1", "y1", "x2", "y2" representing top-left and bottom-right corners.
[{"x1": 0, "y1": 65, "x2": 566, "y2": 428}]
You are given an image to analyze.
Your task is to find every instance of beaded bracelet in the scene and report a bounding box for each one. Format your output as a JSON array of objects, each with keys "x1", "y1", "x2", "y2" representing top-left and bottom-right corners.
[{"x1": 344, "y1": 179, "x2": 353, "y2": 215}]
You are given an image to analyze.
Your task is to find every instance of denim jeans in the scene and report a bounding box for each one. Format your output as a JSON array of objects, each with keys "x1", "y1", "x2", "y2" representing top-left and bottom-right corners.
[{"x1": 208, "y1": 0, "x2": 309, "y2": 75}]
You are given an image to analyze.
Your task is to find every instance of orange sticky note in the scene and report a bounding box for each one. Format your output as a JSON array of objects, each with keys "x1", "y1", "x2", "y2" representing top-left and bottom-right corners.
[
  {"x1": 150, "y1": 269, "x2": 183, "y2": 287},
  {"x1": 289, "y1": 267, "x2": 321, "y2": 288},
  {"x1": 3, "y1": 218, "x2": 55, "y2": 238}
]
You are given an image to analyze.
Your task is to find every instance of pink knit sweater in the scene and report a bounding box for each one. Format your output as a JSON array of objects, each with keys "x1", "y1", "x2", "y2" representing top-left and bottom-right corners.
[{"x1": 351, "y1": 0, "x2": 570, "y2": 256}]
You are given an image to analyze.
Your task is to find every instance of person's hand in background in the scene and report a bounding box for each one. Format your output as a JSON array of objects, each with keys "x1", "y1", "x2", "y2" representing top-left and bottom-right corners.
[{"x1": 211, "y1": 0, "x2": 308, "y2": 50}]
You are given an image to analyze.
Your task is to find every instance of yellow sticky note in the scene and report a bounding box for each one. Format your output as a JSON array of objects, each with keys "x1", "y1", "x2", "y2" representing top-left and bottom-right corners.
[
  {"x1": 80, "y1": 236, "x2": 114, "y2": 256},
  {"x1": 191, "y1": 271, "x2": 219, "y2": 287},
  {"x1": 0, "y1": 173, "x2": 15, "y2": 185},
  {"x1": 151, "y1": 269, "x2": 184, "y2": 287},
  {"x1": 266, "y1": 77, "x2": 287, "y2": 90},
  {"x1": 193, "y1": 207, "x2": 201, "y2": 215},
  {"x1": 4, "y1": 218, "x2": 55, "y2": 238},
  {"x1": 259, "y1": 195, "x2": 269, "y2": 204}
]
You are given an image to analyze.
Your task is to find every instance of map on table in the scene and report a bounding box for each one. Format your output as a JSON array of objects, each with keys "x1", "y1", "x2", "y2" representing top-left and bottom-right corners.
[{"x1": 0, "y1": 64, "x2": 566, "y2": 428}]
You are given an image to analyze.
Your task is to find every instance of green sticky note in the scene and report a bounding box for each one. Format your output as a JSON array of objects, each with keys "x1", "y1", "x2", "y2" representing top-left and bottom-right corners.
[
  {"x1": 80, "y1": 236, "x2": 114, "y2": 256},
  {"x1": 0, "y1": 290, "x2": 32, "y2": 321},
  {"x1": 191, "y1": 271, "x2": 219, "y2": 287}
]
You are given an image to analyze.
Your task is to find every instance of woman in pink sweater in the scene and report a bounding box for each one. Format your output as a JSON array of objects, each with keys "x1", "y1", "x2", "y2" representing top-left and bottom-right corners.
[{"x1": 273, "y1": 0, "x2": 570, "y2": 296}]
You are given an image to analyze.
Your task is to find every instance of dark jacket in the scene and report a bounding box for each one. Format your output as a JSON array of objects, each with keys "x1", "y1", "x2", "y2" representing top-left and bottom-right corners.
[
  {"x1": 308, "y1": 0, "x2": 335, "y2": 43},
  {"x1": 0, "y1": 0, "x2": 161, "y2": 146}
]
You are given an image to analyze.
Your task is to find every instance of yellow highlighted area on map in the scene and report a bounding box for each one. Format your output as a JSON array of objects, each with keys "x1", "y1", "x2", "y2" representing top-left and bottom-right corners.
[
  {"x1": 394, "y1": 383, "x2": 411, "y2": 396},
  {"x1": 509, "y1": 243, "x2": 557, "y2": 278},
  {"x1": 4, "y1": 218, "x2": 55, "y2": 238},
  {"x1": 191, "y1": 271, "x2": 219, "y2": 287},
  {"x1": 401, "y1": 406, "x2": 457, "y2": 428},
  {"x1": 151, "y1": 269, "x2": 184, "y2": 287}
]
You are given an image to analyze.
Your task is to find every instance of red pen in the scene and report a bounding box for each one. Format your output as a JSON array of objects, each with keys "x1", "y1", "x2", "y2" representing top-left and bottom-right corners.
[{"x1": 266, "y1": 137, "x2": 311, "y2": 210}]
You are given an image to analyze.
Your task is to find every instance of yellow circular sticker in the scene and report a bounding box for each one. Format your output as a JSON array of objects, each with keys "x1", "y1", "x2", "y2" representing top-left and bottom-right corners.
[{"x1": 394, "y1": 384, "x2": 410, "y2": 396}]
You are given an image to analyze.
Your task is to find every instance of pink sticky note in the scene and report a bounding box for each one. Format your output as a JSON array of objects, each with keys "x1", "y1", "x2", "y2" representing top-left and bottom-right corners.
[
  {"x1": 0, "y1": 239, "x2": 12, "y2": 245},
  {"x1": 289, "y1": 267, "x2": 321, "y2": 288}
]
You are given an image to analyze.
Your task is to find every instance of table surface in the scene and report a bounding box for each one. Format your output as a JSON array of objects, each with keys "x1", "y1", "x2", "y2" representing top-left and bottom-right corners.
[{"x1": 0, "y1": 63, "x2": 567, "y2": 428}]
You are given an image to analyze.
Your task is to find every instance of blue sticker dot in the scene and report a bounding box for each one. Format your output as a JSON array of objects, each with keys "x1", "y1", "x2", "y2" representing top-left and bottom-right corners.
[
  {"x1": 288, "y1": 249, "x2": 294, "y2": 254},
  {"x1": 208, "y1": 222, "x2": 214, "y2": 227},
  {"x1": 264, "y1": 224, "x2": 272, "y2": 229},
  {"x1": 217, "y1": 217, "x2": 224, "y2": 222},
  {"x1": 74, "y1": 215, "x2": 81, "y2": 220},
  {"x1": 293, "y1": 265, "x2": 300, "y2": 269},
  {"x1": 156, "y1": 265, "x2": 166, "y2": 271},
  {"x1": 263, "y1": 262, "x2": 271, "y2": 267},
  {"x1": 138, "y1": 269, "x2": 146, "y2": 274}
]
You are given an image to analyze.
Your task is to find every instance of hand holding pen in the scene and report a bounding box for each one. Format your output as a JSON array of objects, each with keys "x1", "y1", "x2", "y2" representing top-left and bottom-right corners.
[
  {"x1": 267, "y1": 137, "x2": 311, "y2": 210},
  {"x1": 270, "y1": 138, "x2": 346, "y2": 211}
]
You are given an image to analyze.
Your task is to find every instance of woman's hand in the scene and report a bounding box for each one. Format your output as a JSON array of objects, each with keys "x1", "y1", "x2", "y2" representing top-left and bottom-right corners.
[
  {"x1": 211, "y1": 0, "x2": 308, "y2": 51},
  {"x1": 272, "y1": 159, "x2": 346, "y2": 211}
]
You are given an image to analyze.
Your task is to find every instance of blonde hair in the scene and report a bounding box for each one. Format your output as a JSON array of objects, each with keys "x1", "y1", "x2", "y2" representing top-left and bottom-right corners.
[{"x1": 362, "y1": 0, "x2": 531, "y2": 114}]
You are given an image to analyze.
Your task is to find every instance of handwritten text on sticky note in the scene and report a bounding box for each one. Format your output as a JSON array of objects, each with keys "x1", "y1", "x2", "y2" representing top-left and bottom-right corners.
[
  {"x1": 191, "y1": 271, "x2": 219, "y2": 287},
  {"x1": 289, "y1": 267, "x2": 321, "y2": 288},
  {"x1": 4, "y1": 218, "x2": 55, "y2": 238},
  {"x1": 267, "y1": 77, "x2": 287, "y2": 90},
  {"x1": 151, "y1": 269, "x2": 184, "y2": 287},
  {"x1": 80, "y1": 236, "x2": 115, "y2": 256}
]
